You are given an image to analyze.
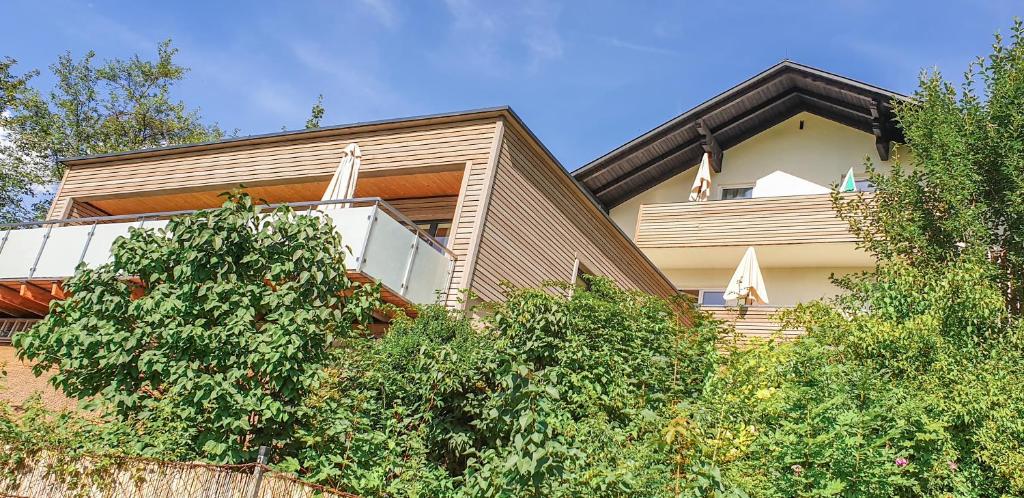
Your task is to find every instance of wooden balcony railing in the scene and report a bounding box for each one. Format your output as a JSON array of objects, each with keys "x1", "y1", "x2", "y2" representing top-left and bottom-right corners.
[
  {"x1": 703, "y1": 305, "x2": 804, "y2": 347},
  {"x1": 0, "y1": 318, "x2": 38, "y2": 344},
  {"x1": 635, "y1": 194, "x2": 858, "y2": 248}
]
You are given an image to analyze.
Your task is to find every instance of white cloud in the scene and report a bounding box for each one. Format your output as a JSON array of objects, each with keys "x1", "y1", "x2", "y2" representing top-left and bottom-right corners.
[
  {"x1": 356, "y1": 0, "x2": 400, "y2": 28},
  {"x1": 596, "y1": 35, "x2": 678, "y2": 57},
  {"x1": 439, "y1": 0, "x2": 564, "y2": 76},
  {"x1": 285, "y1": 39, "x2": 409, "y2": 121}
]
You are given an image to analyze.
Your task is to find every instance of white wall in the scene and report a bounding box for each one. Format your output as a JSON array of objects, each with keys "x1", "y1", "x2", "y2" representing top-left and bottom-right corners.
[
  {"x1": 610, "y1": 112, "x2": 893, "y2": 238},
  {"x1": 663, "y1": 266, "x2": 871, "y2": 307}
]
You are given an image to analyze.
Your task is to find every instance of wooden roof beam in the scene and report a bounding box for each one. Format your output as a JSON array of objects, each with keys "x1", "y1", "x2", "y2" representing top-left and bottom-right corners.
[
  {"x1": 20, "y1": 282, "x2": 55, "y2": 307},
  {"x1": 593, "y1": 90, "x2": 804, "y2": 200},
  {"x1": 593, "y1": 140, "x2": 702, "y2": 199},
  {"x1": 697, "y1": 120, "x2": 723, "y2": 173},
  {"x1": 0, "y1": 285, "x2": 48, "y2": 316},
  {"x1": 870, "y1": 100, "x2": 891, "y2": 161}
]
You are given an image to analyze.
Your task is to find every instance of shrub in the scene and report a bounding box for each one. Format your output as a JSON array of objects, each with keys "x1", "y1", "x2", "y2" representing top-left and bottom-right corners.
[
  {"x1": 13, "y1": 192, "x2": 381, "y2": 461},
  {"x1": 284, "y1": 278, "x2": 720, "y2": 497}
]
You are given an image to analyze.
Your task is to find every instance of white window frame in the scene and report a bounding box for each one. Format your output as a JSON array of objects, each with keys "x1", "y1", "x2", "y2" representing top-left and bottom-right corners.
[
  {"x1": 570, "y1": 256, "x2": 595, "y2": 294},
  {"x1": 854, "y1": 177, "x2": 876, "y2": 192},
  {"x1": 717, "y1": 183, "x2": 755, "y2": 201},
  {"x1": 698, "y1": 289, "x2": 728, "y2": 306}
]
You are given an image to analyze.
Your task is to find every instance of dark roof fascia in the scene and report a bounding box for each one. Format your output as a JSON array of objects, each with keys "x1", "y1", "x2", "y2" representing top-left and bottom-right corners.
[{"x1": 573, "y1": 60, "x2": 908, "y2": 179}]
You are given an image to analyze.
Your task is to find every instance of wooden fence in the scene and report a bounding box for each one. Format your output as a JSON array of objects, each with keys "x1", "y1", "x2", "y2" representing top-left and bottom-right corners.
[{"x1": 0, "y1": 452, "x2": 358, "y2": 498}]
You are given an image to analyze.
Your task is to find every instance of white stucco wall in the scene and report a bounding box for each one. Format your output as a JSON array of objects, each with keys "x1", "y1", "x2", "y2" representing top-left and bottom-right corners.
[
  {"x1": 610, "y1": 112, "x2": 893, "y2": 238},
  {"x1": 663, "y1": 266, "x2": 871, "y2": 307},
  {"x1": 607, "y1": 111, "x2": 900, "y2": 306}
]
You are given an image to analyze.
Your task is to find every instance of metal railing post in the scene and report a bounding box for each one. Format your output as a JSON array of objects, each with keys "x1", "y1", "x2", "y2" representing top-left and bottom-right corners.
[
  {"x1": 355, "y1": 202, "x2": 379, "y2": 273},
  {"x1": 0, "y1": 228, "x2": 10, "y2": 257},
  {"x1": 249, "y1": 445, "x2": 269, "y2": 498},
  {"x1": 27, "y1": 223, "x2": 54, "y2": 279},
  {"x1": 398, "y1": 238, "x2": 419, "y2": 298},
  {"x1": 77, "y1": 222, "x2": 99, "y2": 266},
  {"x1": 440, "y1": 257, "x2": 457, "y2": 304}
]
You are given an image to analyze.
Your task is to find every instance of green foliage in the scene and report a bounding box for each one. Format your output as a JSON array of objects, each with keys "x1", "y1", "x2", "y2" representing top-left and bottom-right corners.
[
  {"x1": 835, "y1": 19, "x2": 1024, "y2": 311},
  {"x1": 0, "y1": 56, "x2": 47, "y2": 222},
  {"x1": 284, "y1": 278, "x2": 720, "y2": 497},
  {"x1": 0, "y1": 40, "x2": 226, "y2": 221},
  {"x1": 306, "y1": 94, "x2": 326, "y2": 129},
  {"x1": 675, "y1": 260, "x2": 1024, "y2": 497},
  {"x1": 13, "y1": 192, "x2": 382, "y2": 462},
  {"x1": 670, "y1": 21, "x2": 1024, "y2": 497}
]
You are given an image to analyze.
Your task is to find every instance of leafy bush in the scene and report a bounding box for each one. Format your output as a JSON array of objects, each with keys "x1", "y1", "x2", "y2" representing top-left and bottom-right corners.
[
  {"x1": 13, "y1": 192, "x2": 381, "y2": 461},
  {"x1": 284, "y1": 278, "x2": 720, "y2": 497},
  {"x1": 674, "y1": 259, "x2": 1024, "y2": 496},
  {"x1": 667, "y1": 21, "x2": 1024, "y2": 497}
]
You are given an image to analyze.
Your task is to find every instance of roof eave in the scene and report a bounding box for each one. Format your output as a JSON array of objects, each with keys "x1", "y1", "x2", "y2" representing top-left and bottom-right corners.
[{"x1": 60, "y1": 106, "x2": 513, "y2": 166}]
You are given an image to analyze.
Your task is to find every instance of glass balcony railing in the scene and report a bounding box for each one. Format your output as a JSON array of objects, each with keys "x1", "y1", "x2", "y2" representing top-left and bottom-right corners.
[{"x1": 0, "y1": 198, "x2": 455, "y2": 307}]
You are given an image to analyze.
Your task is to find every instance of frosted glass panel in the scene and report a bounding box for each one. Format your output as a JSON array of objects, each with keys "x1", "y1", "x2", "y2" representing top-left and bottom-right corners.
[
  {"x1": 404, "y1": 240, "x2": 451, "y2": 304},
  {"x1": 0, "y1": 228, "x2": 47, "y2": 277},
  {"x1": 322, "y1": 206, "x2": 374, "y2": 269},
  {"x1": 33, "y1": 225, "x2": 96, "y2": 279},
  {"x1": 361, "y1": 212, "x2": 417, "y2": 294}
]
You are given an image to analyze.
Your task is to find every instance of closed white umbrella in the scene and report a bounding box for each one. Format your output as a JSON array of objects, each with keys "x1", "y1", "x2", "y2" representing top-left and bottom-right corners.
[
  {"x1": 688, "y1": 152, "x2": 713, "y2": 202},
  {"x1": 724, "y1": 247, "x2": 769, "y2": 305},
  {"x1": 321, "y1": 143, "x2": 362, "y2": 208}
]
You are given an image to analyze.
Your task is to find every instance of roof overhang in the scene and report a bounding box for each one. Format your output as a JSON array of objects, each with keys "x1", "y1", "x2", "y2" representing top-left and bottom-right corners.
[
  {"x1": 59, "y1": 106, "x2": 515, "y2": 167},
  {"x1": 573, "y1": 61, "x2": 909, "y2": 209}
]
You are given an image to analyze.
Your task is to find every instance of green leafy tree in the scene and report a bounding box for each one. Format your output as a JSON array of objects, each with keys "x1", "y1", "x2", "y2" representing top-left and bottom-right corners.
[
  {"x1": 671, "y1": 20, "x2": 1024, "y2": 497},
  {"x1": 836, "y1": 19, "x2": 1024, "y2": 313},
  {"x1": 13, "y1": 192, "x2": 382, "y2": 462},
  {"x1": 0, "y1": 40, "x2": 226, "y2": 221},
  {"x1": 0, "y1": 57, "x2": 47, "y2": 223}
]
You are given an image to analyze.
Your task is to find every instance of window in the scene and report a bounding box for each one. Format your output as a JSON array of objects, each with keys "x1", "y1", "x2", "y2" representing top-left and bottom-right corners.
[
  {"x1": 855, "y1": 179, "x2": 876, "y2": 193},
  {"x1": 571, "y1": 257, "x2": 594, "y2": 292},
  {"x1": 720, "y1": 186, "x2": 754, "y2": 200},
  {"x1": 415, "y1": 220, "x2": 452, "y2": 248},
  {"x1": 698, "y1": 290, "x2": 727, "y2": 306}
]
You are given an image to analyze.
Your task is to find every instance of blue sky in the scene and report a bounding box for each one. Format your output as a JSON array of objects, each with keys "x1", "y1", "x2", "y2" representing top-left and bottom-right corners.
[{"x1": 2, "y1": 1, "x2": 1020, "y2": 169}]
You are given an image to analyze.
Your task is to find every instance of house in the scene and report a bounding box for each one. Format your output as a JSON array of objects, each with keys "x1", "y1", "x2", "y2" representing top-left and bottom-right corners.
[
  {"x1": 0, "y1": 106, "x2": 677, "y2": 408},
  {"x1": 574, "y1": 61, "x2": 906, "y2": 343}
]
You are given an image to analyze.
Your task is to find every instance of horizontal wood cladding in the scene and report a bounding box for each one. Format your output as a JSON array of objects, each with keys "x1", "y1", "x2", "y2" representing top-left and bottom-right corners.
[
  {"x1": 386, "y1": 196, "x2": 459, "y2": 222},
  {"x1": 470, "y1": 122, "x2": 676, "y2": 302},
  {"x1": 704, "y1": 305, "x2": 803, "y2": 347},
  {"x1": 635, "y1": 194, "x2": 858, "y2": 248},
  {"x1": 51, "y1": 119, "x2": 498, "y2": 219}
]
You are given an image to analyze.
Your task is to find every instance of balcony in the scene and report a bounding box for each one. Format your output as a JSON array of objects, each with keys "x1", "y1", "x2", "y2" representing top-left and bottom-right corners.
[
  {"x1": 0, "y1": 199, "x2": 454, "y2": 317},
  {"x1": 633, "y1": 194, "x2": 871, "y2": 269},
  {"x1": 703, "y1": 305, "x2": 803, "y2": 348}
]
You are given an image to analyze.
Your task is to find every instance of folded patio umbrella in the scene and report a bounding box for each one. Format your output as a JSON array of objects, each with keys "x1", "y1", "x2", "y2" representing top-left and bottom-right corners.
[
  {"x1": 724, "y1": 246, "x2": 769, "y2": 305},
  {"x1": 840, "y1": 167, "x2": 857, "y2": 193},
  {"x1": 321, "y1": 143, "x2": 362, "y2": 208},
  {"x1": 688, "y1": 152, "x2": 713, "y2": 202}
]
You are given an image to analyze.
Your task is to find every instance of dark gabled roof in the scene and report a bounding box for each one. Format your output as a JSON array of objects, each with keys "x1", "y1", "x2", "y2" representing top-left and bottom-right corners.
[{"x1": 573, "y1": 60, "x2": 909, "y2": 209}]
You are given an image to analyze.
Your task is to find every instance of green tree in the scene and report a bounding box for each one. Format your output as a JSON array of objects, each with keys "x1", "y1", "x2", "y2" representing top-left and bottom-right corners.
[
  {"x1": 13, "y1": 192, "x2": 382, "y2": 462},
  {"x1": 0, "y1": 57, "x2": 47, "y2": 223},
  {"x1": 672, "y1": 20, "x2": 1024, "y2": 497},
  {"x1": 835, "y1": 19, "x2": 1024, "y2": 313},
  {"x1": 0, "y1": 40, "x2": 226, "y2": 221}
]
